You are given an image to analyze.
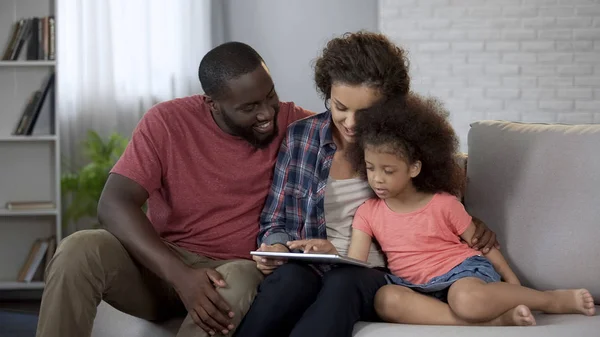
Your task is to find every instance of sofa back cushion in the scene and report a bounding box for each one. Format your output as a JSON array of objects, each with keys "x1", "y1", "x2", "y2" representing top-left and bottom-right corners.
[{"x1": 465, "y1": 121, "x2": 600, "y2": 300}]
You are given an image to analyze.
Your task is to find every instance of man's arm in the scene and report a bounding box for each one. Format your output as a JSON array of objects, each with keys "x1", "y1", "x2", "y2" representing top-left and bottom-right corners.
[
  {"x1": 97, "y1": 173, "x2": 187, "y2": 285},
  {"x1": 99, "y1": 109, "x2": 234, "y2": 334},
  {"x1": 460, "y1": 222, "x2": 520, "y2": 285}
]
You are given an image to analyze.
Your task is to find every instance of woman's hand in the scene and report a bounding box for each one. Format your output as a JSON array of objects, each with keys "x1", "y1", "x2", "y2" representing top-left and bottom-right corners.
[
  {"x1": 253, "y1": 243, "x2": 288, "y2": 275},
  {"x1": 287, "y1": 239, "x2": 339, "y2": 254}
]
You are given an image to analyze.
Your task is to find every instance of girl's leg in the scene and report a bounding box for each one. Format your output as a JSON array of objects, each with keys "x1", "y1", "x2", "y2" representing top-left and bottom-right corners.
[
  {"x1": 376, "y1": 284, "x2": 536, "y2": 326},
  {"x1": 447, "y1": 278, "x2": 596, "y2": 323}
]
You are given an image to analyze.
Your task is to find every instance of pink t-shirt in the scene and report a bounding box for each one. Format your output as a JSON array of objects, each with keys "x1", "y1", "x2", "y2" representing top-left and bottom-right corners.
[
  {"x1": 111, "y1": 95, "x2": 312, "y2": 260},
  {"x1": 353, "y1": 193, "x2": 478, "y2": 284}
]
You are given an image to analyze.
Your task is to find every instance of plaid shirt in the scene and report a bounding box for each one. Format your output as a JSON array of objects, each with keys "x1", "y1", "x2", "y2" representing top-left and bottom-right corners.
[{"x1": 259, "y1": 111, "x2": 336, "y2": 253}]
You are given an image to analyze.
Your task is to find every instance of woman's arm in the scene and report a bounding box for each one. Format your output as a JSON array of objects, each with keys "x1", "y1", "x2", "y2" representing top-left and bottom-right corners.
[
  {"x1": 258, "y1": 134, "x2": 294, "y2": 248},
  {"x1": 460, "y1": 223, "x2": 520, "y2": 285}
]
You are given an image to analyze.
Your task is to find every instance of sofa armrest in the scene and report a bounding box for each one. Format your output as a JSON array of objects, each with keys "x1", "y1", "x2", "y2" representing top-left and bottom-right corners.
[{"x1": 455, "y1": 152, "x2": 468, "y2": 201}]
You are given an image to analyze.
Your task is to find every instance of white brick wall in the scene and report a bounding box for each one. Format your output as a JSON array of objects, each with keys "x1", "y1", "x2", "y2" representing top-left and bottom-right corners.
[{"x1": 379, "y1": 0, "x2": 600, "y2": 150}]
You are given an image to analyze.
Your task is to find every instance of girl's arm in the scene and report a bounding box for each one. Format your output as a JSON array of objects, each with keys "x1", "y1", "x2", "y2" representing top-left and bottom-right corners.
[
  {"x1": 460, "y1": 222, "x2": 521, "y2": 285},
  {"x1": 347, "y1": 229, "x2": 373, "y2": 262}
]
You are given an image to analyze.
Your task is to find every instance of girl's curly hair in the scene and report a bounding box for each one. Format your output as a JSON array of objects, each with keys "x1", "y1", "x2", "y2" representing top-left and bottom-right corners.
[
  {"x1": 348, "y1": 93, "x2": 465, "y2": 197},
  {"x1": 313, "y1": 31, "x2": 410, "y2": 102}
]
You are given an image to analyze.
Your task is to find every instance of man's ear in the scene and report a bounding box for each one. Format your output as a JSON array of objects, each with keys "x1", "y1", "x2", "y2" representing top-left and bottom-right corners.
[
  {"x1": 410, "y1": 160, "x2": 422, "y2": 178},
  {"x1": 205, "y1": 96, "x2": 220, "y2": 115}
]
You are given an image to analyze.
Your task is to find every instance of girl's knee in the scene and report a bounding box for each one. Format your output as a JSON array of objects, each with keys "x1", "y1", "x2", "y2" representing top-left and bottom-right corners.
[
  {"x1": 447, "y1": 282, "x2": 488, "y2": 320},
  {"x1": 375, "y1": 285, "x2": 410, "y2": 321}
]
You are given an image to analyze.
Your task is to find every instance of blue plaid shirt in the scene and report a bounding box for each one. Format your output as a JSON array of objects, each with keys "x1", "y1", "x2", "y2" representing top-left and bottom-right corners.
[{"x1": 259, "y1": 111, "x2": 336, "y2": 250}]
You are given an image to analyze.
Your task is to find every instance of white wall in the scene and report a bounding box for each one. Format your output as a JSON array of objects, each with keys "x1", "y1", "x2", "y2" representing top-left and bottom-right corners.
[
  {"x1": 380, "y1": 0, "x2": 600, "y2": 150},
  {"x1": 221, "y1": 0, "x2": 379, "y2": 112}
]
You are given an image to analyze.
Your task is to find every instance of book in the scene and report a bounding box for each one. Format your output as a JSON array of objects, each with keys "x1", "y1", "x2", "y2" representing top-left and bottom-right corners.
[
  {"x1": 17, "y1": 239, "x2": 49, "y2": 282},
  {"x1": 2, "y1": 16, "x2": 56, "y2": 61},
  {"x1": 6, "y1": 201, "x2": 55, "y2": 210}
]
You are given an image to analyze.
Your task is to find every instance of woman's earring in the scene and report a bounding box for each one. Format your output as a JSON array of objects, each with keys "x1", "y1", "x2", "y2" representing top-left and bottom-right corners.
[{"x1": 324, "y1": 98, "x2": 331, "y2": 111}]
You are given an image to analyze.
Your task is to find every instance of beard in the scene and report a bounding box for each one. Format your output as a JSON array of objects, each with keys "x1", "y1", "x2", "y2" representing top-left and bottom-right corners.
[{"x1": 221, "y1": 109, "x2": 279, "y2": 149}]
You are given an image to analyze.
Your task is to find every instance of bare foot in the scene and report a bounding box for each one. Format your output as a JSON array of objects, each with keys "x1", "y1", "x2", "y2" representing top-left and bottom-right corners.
[
  {"x1": 546, "y1": 289, "x2": 596, "y2": 316},
  {"x1": 491, "y1": 305, "x2": 536, "y2": 326}
]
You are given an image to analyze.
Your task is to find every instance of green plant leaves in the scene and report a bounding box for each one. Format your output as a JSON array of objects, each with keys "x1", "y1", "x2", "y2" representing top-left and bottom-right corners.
[{"x1": 61, "y1": 130, "x2": 129, "y2": 230}]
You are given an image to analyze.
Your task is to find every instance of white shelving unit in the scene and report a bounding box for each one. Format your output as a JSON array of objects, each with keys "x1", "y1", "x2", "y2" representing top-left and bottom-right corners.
[
  {"x1": 0, "y1": 0, "x2": 60, "y2": 292},
  {"x1": 0, "y1": 60, "x2": 56, "y2": 67}
]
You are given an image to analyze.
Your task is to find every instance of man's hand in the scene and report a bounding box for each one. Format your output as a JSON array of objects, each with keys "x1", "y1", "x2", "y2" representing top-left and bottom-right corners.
[
  {"x1": 287, "y1": 239, "x2": 338, "y2": 255},
  {"x1": 253, "y1": 243, "x2": 288, "y2": 275},
  {"x1": 172, "y1": 267, "x2": 234, "y2": 335},
  {"x1": 469, "y1": 217, "x2": 500, "y2": 254}
]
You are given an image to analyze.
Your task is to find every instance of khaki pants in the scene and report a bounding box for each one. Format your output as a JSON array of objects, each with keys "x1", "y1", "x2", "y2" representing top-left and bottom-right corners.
[{"x1": 35, "y1": 229, "x2": 263, "y2": 337}]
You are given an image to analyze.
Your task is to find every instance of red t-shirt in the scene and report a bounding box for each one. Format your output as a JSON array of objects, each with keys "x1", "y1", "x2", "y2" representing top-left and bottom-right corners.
[{"x1": 111, "y1": 95, "x2": 312, "y2": 260}]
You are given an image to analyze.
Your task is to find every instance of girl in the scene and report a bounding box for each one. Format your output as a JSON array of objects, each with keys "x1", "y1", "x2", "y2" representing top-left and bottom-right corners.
[
  {"x1": 235, "y1": 31, "x2": 499, "y2": 337},
  {"x1": 347, "y1": 94, "x2": 596, "y2": 327}
]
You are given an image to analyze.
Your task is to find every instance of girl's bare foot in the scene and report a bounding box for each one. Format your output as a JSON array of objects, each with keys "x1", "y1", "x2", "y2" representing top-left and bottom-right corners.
[
  {"x1": 546, "y1": 289, "x2": 596, "y2": 316},
  {"x1": 492, "y1": 305, "x2": 536, "y2": 326}
]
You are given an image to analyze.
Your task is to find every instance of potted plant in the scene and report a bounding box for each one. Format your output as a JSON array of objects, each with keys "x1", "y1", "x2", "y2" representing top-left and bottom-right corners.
[{"x1": 61, "y1": 130, "x2": 128, "y2": 231}]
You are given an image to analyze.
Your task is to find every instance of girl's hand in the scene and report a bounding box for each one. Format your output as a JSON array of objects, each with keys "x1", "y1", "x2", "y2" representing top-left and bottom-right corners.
[
  {"x1": 287, "y1": 239, "x2": 338, "y2": 254},
  {"x1": 505, "y1": 278, "x2": 521, "y2": 286}
]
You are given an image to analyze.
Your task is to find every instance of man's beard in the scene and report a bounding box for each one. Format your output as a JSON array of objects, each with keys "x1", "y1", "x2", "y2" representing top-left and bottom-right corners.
[{"x1": 221, "y1": 111, "x2": 279, "y2": 149}]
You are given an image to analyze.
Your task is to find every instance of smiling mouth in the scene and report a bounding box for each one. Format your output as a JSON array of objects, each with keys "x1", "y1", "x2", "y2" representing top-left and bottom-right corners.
[
  {"x1": 254, "y1": 120, "x2": 274, "y2": 133},
  {"x1": 343, "y1": 126, "x2": 355, "y2": 137}
]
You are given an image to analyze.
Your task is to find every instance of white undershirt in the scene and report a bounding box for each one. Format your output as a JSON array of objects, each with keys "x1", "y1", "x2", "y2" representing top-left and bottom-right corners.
[{"x1": 324, "y1": 177, "x2": 387, "y2": 268}]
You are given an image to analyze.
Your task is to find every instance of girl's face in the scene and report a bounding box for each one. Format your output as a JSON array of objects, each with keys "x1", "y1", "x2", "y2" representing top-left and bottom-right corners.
[
  {"x1": 364, "y1": 144, "x2": 421, "y2": 200},
  {"x1": 330, "y1": 84, "x2": 382, "y2": 145}
]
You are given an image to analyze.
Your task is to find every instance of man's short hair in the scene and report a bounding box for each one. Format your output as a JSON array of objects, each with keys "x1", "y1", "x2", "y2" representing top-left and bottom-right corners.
[{"x1": 198, "y1": 42, "x2": 265, "y2": 99}]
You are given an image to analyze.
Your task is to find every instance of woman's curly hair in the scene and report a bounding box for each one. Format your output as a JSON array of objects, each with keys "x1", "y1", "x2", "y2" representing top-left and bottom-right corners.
[
  {"x1": 313, "y1": 31, "x2": 410, "y2": 102},
  {"x1": 348, "y1": 93, "x2": 465, "y2": 197}
]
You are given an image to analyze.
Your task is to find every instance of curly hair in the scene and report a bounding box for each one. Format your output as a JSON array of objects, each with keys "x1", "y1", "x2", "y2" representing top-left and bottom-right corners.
[
  {"x1": 313, "y1": 31, "x2": 410, "y2": 103},
  {"x1": 348, "y1": 94, "x2": 464, "y2": 197}
]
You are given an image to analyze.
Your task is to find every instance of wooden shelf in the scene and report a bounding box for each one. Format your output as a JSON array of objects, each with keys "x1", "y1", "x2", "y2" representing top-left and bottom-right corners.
[
  {"x1": 0, "y1": 61, "x2": 55, "y2": 67},
  {"x1": 0, "y1": 281, "x2": 44, "y2": 290},
  {"x1": 0, "y1": 135, "x2": 56, "y2": 142},
  {"x1": 0, "y1": 209, "x2": 57, "y2": 217}
]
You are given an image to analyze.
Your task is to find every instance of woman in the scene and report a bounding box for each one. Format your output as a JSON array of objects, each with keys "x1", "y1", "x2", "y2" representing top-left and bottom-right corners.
[{"x1": 234, "y1": 31, "x2": 498, "y2": 337}]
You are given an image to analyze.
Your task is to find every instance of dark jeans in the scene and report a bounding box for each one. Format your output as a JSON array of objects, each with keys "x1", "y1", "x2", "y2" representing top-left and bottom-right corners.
[{"x1": 234, "y1": 262, "x2": 388, "y2": 337}]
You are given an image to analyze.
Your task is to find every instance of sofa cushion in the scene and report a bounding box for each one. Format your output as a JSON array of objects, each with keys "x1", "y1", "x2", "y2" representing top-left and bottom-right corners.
[
  {"x1": 353, "y1": 311, "x2": 600, "y2": 337},
  {"x1": 92, "y1": 301, "x2": 181, "y2": 337},
  {"x1": 94, "y1": 300, "x2": 599, "y2": 337},
  {"x1": 465, "y1": 121, "x2": 600, "y2": 299}
]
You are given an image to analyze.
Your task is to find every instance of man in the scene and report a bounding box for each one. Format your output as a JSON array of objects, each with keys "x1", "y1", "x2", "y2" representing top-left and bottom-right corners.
[{"x1": 35, "y1": 42, "x2": 313, "y2": 337}]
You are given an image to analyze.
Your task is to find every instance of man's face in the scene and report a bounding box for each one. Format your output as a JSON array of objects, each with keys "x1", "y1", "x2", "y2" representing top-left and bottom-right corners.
[{"x1": 210, "y1": 63, "x2": 280, "y2": 148}]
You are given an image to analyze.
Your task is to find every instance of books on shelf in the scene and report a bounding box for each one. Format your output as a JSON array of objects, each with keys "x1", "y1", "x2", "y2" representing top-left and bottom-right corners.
[
  {"x1": 6, "y1": 201, "x2": 55, "y2": 210},
  {"x1": 2, "y1": 16, "x2": 55, "y2": 61},
  {"x1": 13, "y1": 72, "x2": 55, "y2": 136},
  {"x1": 16, "y1": 236, "x2": 56, "y2": 283}
]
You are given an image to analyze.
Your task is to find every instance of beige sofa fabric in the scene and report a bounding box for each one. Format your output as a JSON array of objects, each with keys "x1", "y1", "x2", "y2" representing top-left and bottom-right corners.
[
  {"x1": 465, "y1": 121, "x2": 600, "y2": 299},
  {"x1": 92, "y1": 120, "x2": 600, "y2": 337}
]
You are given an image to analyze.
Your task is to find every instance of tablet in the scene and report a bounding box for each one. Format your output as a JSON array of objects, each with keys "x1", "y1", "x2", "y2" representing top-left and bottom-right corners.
[{"x1": 250, "y1": 251, "x2": 371, "y2": 268}]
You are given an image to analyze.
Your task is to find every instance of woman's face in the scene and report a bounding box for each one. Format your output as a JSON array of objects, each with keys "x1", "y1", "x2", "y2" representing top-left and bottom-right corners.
[{"x1": 330, "y1": 83, "x2": 382, "y2": 145}]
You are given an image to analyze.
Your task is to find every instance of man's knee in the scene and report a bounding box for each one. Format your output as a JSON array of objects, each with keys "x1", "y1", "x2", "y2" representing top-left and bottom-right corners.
[
  {"x1": 47, "y1": 229, "x2": 122, "y2": 279},
  {"x1": 215, "y1": 260, "x2": 263, "y2": 303}
]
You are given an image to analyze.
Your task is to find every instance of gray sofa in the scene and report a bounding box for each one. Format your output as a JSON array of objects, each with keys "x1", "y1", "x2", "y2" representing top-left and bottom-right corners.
[{"x1": 92, "y1": 120, "x2": 600, "y2": 336}]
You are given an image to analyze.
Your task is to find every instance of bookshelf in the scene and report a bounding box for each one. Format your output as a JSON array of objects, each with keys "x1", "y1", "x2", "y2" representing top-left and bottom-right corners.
[
  {"x1": 0, "y1": 60, "x2": 55, "y2": 67},
  {"x1": 0, "y1": 0, "x2": 60, "y2": 292}
]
